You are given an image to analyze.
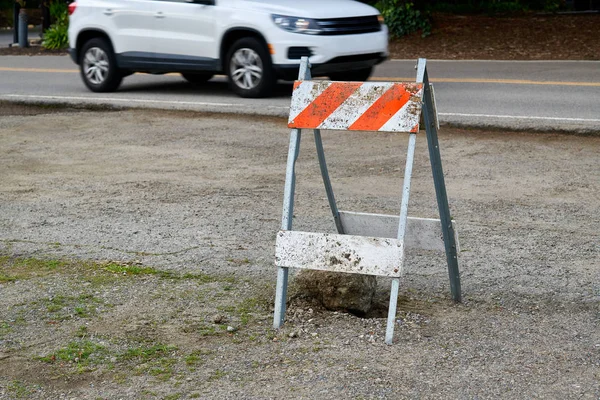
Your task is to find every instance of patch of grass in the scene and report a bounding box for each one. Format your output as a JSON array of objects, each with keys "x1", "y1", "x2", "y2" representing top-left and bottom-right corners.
[
  {"x1": 103, "y1": 263, "x2": 162, "y2": 276},
  {"x1": 208, "y1": 369, "x2": 227, "y2": 381},
  {"x1": 163, "y1": 394, "x2": 181, "y2": 400},
  {"x1": 183, "y1": 322, "x2": 226, "y2": 337},
  {"x1": 0, "y1": 255, "x2": 71, "y2": 281},
  {"x1": 185, "y1": 349, "x2": 212, "y2": 370},
  {"x1": 38, "y1": 293, "x2": 104, "y2": 321},
  {"x1": 6, "y1": 380, "x2": 37, "y2": 398},
  {"x1": 0, "y1": 271, "x2": 18, "y2": 283},
  {"x1": 0, "y1": 321, "x2": 12, "y2": 338},
  {"x1": 120, "y1": 343, "x2": 178, "y2": 361},
  {"x1": 0, "y1": 256, "x2": 236, "y2": 287},
  {"x1": 219, "y1": 291, "x2": 272, "y2": 326},
  {"x1": 75, "y1": 325, "x2": 89, "y2": 338},
  {"x1": 226, "y1": 258, "x2": 251, "y2": 265},
  {"x1": 119, "y1": 343, "x2": 178, "y2": 381},
  {"x1": 147, "y1": 357, "x2": 177, "y2": 381},
  {"x1": 38, "y1": 340, "x2": 107, "y2": 369}
]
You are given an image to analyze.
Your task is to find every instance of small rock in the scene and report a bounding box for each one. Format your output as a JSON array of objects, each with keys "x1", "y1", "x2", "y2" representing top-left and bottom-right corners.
[
  {"x1": 288, "y1": 331, "x2": 298, "y2": 338},
  {"x1": 213, "y1": 315, "x2": 227, "y2": 324},
  {"x1": 226, "y1": 326, "x2": 237, "y2": 332}
]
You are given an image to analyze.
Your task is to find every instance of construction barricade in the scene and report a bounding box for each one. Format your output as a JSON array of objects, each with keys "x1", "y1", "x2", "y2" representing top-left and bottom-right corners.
[{"x1": 273, "y1": 57, "x2": 461, "y2": 344}]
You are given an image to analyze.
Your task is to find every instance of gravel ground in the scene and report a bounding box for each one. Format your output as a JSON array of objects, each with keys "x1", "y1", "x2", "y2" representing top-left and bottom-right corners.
[{"x1": 0, "y1": 104, "x2": 598, "y2": 399}]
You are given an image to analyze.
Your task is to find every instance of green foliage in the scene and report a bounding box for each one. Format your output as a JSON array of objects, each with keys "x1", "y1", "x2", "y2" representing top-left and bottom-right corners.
[
  {"x1": 375, "y1": 0, "x2": 432, "y2": 38},
  {"x1": 48, "y1": 0, "x2": 67, "y2": 20},
  {"x1": 42, "y1": 0, "x2": 69, "y2": 50},
  {"x1": 0, "y1": 0, "x2": 14, "y2": 9},
  {"x1": 424, "y1": 0, "x2": 567, "y2": 14},
  {"x1": 39, "y1": 340, "x2": 106, "y2": 365}
]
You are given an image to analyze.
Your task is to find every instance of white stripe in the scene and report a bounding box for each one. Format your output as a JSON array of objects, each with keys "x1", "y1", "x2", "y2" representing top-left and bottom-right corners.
[
  {"x1": 288, "y1": 81, "x2": 330, "y2": 123},
  {"x1": 379, "y1": 87, "x2": 423, "y2": 132},
  {"x1": 318, "y1": 82, "x2": 393, "y2": 130}
]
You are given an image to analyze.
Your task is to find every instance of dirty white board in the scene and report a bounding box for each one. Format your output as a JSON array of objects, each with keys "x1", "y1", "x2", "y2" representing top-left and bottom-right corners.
[{"x1": 275, "y1": 230, "x2": 404, "y2": 277}]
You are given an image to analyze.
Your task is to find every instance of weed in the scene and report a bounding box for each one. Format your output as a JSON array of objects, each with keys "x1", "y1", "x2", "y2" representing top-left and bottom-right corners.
[
  {"x1": 208, "y1": 369, "x2": 227, "y2": 381},
  {"x1": 0, "y1": 321, "x2": 12, "y2": 338},
  {"x1": 75, "y1": 325, "x2": 89, "y2": 338},
  {"x1": 121, "y1": 343, "x2": 178, "y2": 361},
  {"x1": 226, "y1": 258, "x2": 251, "y2": 265},
  {"x1": 104, "y1": 263, "x2": 161, "y2": 276},
  {"x1": 185, "y1": 350, "x2": 210, "y2": 368},
  {"x1": 0, "y1": 272, "x2": 18, "y2": 283},
  {"x1": 38, "y1": 340, "x2": 107, "y2": 368},
  {"x1": 147, "y1": 357, "x2": 177, "y2": 381},
  {"x1": 38, "y1": 293, "x2": 104, "y2": 321},
  {"x1": 6, "y1": 380, "x2": 36, "y2": 398}
]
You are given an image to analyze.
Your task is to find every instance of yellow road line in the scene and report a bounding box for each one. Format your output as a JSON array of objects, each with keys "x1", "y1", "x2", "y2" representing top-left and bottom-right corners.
[
  {"x1": 0, "y1": 67, "x2": 78, "y2": 73},
  {"x1": 1, "y1": 67, "x2": 599, "y2": 87}
]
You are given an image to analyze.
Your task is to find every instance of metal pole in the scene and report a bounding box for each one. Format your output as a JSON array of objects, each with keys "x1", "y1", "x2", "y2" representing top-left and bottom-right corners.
[
  {"x1": 314, "y1": 129, "x2": 344, "y2": 234},
  {"x1": 385, "y1": 132, "x2": 417, "y2": 345},
  {"x1": 18, "y1": 8, "x2": 28, "y2": 48},
  {"x1": 273, "y1": 57, "x2": 312, "y2": 329},
  {"x1": 13, "y1": 1, "x2": 20, "y2": 45},
  {"x1": 417, "y1": 58, "x2": 462, "y2": 303}
]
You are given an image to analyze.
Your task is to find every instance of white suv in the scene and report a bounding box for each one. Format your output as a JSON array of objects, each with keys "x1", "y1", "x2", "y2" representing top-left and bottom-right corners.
[{"x1": 67, "y1": 0, "x2": 388, "y2": 98}]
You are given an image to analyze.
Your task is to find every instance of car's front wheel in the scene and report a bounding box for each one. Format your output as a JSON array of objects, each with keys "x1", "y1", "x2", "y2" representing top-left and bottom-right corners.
[
  {"x1": 329, "y1": 67, "x2": 373, "y2": 82},
  {"x1": 79, "y1": 38, "x2": 122, "y2": 92},
  {"x1": 226, "y1": 38, "x2": 275, "y2": 98}
]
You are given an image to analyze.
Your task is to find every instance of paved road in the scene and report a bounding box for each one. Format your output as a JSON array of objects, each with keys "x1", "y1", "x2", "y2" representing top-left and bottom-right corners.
[{"x1": 0, "y1": 55, "x2": 599, "y2": 133}]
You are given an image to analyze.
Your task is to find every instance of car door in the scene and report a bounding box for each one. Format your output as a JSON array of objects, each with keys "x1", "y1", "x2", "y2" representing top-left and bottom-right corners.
[
  {"x1": 152, "y1": 0, "x2": 218, "y2": 71},
  {"x1": 107, "y1": 0, "x2": 157, "y2": 67}
]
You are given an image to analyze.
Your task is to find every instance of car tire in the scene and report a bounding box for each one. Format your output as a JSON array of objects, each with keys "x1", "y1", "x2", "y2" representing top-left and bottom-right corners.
[
  {"x1": 225, "y1": 37, "x2": 275, "y2": 98},
  {"x1": 181, "y1": 72, "x2": 214, "y2": 84},
  {"x1": 329, "y1": 67, "x2": 373, "y2": 82},
  {"x1": 79, "y1": 38, "x2": 123, "y2": 93}
]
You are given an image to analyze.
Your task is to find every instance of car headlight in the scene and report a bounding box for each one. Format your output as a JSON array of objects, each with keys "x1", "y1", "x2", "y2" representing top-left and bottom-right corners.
[{"x1": 271, "y1": 14, "x2": 321, "y2": 35}]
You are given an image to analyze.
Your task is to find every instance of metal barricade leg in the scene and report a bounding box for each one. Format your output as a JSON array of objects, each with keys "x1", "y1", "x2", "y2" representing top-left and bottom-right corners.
[
  {"x1": 385, "y1": 132, "x2": 417, "y2": 345},
  {"x1": 416, "y1": 58, "x2": 462, "y2": 303},
  {"x1": 273, "y1": 128, "x2": 302, "y2": 329},
  {"x1": 314, "y1": 129, "x2": 344, "y2": 234}
]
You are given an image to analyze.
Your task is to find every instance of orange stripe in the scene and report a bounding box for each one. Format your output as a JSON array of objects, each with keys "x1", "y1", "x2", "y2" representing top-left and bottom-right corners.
[
  {"x1": 349, "y1": 84, "x2": 412, "y2": 131},
  {"x1": 290, "y1": 82, "x2": 362, "y2": 129},
  {"x1": 293, "y1": 80, "x2": 302, "y2": 91}
]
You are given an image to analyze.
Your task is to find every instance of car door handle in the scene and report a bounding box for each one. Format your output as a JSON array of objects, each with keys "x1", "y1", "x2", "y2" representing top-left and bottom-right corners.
[
  {"x1": 103, "y1": 8, "x2": 113, "y2": 15},
  {"x1": 155, "y1": 11, "x2": 165, "y2": 18}
]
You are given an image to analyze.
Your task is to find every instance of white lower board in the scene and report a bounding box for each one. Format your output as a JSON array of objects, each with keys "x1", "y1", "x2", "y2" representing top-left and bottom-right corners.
[{"x1": 275, "y1": 230, "x2": 404, "y2": 277}]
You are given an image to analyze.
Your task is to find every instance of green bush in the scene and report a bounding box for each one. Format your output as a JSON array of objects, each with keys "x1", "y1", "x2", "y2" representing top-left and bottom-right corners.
[
  {"x1": 422, "y1": 0, "x2": 567, "y2": 14},
  {"x1": 42, "y1": 0, "x2": 68, "y2": 49},
  {"x1": 42, "y1": 21, "x2": 68, "y2": 48},
  {"x1": 375, "y1": 0, "x2": 432, "y2": 38}
]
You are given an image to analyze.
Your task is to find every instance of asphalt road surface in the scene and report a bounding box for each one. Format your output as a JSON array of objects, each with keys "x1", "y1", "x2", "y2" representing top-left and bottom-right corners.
[{"x1": 0, "y1": 55, "x2": 599, "y2": 133}]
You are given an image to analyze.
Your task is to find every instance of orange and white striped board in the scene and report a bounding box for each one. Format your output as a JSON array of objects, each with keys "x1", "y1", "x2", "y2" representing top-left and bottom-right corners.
[{"x1": 288, "y1": 80, "x2": 424, "y2": 133}]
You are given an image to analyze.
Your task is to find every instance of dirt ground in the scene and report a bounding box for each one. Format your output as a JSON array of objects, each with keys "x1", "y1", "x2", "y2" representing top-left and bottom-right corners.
[
  {"x1": 1, "y1": 13, "x2": 599, "y2": 60},
  {"x1": 0, "y1": 104, "x2": 598, "y2": 399}
]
